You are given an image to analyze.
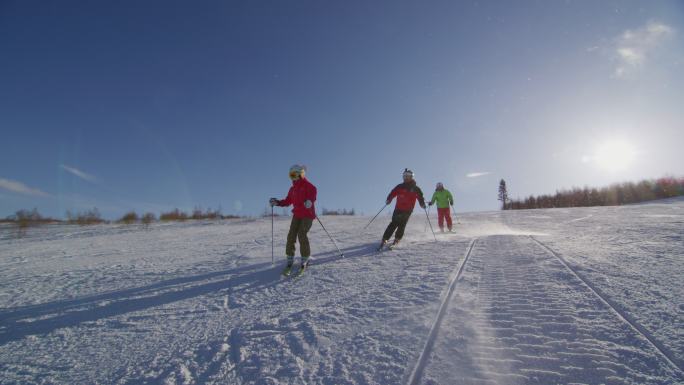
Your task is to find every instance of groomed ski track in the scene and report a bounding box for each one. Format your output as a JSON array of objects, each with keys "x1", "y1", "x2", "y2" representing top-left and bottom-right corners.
[
  {"x1": 407, "y1": 239, "x2": 477, "y2": 385},
  {"x1": 530, "y1": 236, "x2": 684, "y2": 376},
  {"x1": 406, "y1": 234, "x2": 684, "y2": 385},
  {"x1": 414, "y1": 233, "x2": 682, "y2": 385}
]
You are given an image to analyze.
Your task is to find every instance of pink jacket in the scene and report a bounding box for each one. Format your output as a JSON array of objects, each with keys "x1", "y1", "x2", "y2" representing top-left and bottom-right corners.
[{"x1": 278, "y1": 177, "x2": 317, "y2": 219}]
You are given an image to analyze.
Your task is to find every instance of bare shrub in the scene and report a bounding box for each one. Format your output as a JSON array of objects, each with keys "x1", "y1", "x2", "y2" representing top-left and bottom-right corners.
[
  {"x1": 1, "y1": 209, "x2": 60, "y2": 238},
  {"x1": 141, "y1": 212, "x2": 156, "y2": 225},
  {"x1": 15, "y1": 208, "x2": 41, "y2": 229},
  {"x1": 66, "y1": 208, "x2": 105, "y2": 225},
  {"x1": 119, "y1": 211, "x2": 139, "y2": 225},
  {"x1": 159, "y1": 208, "x2": 189, "y2": 221},
  {"x1": 321, "y1": 208, "x2": 355, "y2": 216},
  {"x1": 191, "y1": 206, "x2": 222, "y2": 220}
]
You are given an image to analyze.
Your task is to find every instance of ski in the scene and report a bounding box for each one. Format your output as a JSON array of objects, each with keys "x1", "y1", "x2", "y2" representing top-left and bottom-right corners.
[
  {"x1": 295, "y1": 266, "x2": 307, "y2": 278},
  {"x1": 281, "y1": 261, "x2": 310, "y2": 278},
  {"x1": 377, "y1": 241, "x2": 390, "y2": 252},
  {"x1": 377, "y1": 240, "x2": 399, "y2": 252}
]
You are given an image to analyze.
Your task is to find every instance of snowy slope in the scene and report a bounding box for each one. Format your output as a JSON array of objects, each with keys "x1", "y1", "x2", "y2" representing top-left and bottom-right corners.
[{"x1": 1, "y1": 200, "x2": 683, "y2": 384}]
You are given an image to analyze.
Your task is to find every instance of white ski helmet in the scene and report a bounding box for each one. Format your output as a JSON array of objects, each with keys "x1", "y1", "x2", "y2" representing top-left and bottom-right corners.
[
  {"x1": 289, "y1": 164, "x2": 306, "y2": 180},
  {"x1": 402, "y1": 168, "x2": 414, "y2": 180}
]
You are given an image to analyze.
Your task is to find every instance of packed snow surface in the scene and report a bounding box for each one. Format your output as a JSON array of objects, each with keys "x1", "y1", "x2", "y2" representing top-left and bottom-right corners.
[{"x1": 1, "y1": 199, "x2": 683, "y2": 384}]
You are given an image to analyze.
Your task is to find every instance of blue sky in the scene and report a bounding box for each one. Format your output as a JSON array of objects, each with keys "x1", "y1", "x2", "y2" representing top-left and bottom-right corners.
[{"x1": 1, "y1": 1, "x2": 683, "y2": 219}]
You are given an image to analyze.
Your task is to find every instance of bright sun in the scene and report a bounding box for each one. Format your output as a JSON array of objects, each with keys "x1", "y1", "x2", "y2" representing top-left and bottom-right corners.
[{"x1": 593, "y1": 140, "x2": 637, "y2": 172}]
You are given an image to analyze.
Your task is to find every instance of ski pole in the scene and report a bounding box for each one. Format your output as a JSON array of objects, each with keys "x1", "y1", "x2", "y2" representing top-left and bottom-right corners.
[
  {"x1": 424, "y1": 205, "x2": 431, "y2": 232},
  {"x1": 363, "y1": 203, "x2": 388, "y2": 230},
  {"x1": 271, "y1": 206, "x2": 274, "y2": 265},
  {"x1": 316, "y1": 217, "x2": 345, "y2": 257},
  {"x1": 451, "y1": 204, "x2": 460, "y2": 224},
  {"x1": 423, "y1": 207, "x2": 437, "y2": 241}
]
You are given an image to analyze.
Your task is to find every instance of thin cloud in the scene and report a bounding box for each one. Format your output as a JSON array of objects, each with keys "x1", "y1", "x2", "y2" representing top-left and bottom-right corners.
[
  {"x1": 466, "y1": 172, "x2": 491, "y2": 178},
  {"x1": 0, "y1": 178, "x2": 50, "y2": 197},
  {"x1": 612, "y1": 21, "x2": 674, "y2": 78},
  {"x1": 60, "y1": 164, "x2": 98, "y2": 183}
]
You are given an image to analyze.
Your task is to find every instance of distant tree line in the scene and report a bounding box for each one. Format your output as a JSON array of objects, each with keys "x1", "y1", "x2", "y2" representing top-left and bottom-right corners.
[
  {"x1": 504, "y1": 176, "x2": 684, "y2": 210},
  {"x1": 157, "y1": 207, "x2": 239, "y2": 222},
  {"x1": 260, "y1": 206, "x2": 356, "y2": 217},
  {"x1": 1, "y1": 208, "x2": 59, "y2": 229},
  {"x1": 1, "y1": 206, "x2": 242, "y2": 229},
  {"x1": 0, "y1": 208, "x2": 108, "y2": 229},
  {"x1": 321, "y1": 208, "x2": 355, "y2": 216},
  {"x1": 66, "y1": 208, "x2": 106, "y2": 225}
]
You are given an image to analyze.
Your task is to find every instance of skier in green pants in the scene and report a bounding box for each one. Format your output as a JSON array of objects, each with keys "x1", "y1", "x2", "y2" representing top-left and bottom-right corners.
[{"x1": 270, "y1": 164, "x2": 318, "y2": 276}]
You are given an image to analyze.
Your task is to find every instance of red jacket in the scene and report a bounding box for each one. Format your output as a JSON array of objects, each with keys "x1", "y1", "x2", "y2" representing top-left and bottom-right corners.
[
  {"x1": 278, "y1": 177, "x2": 317, "y2": 219},
  {"x1": 387, "y1": 181, "x2": 425, "y2": 212}
]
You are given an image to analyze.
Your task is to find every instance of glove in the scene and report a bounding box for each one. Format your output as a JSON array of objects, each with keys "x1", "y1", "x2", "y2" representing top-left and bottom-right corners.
[
  {"x1": 420, "y1": 202, "x2": 426, "y2": 209},
  {"x1": 385, "y1": 199, "x2": 391, "y2": 205},
  {"x1": 304, "y1": 200, "x2": 312, "y2": 209},
  {"x1": 428, "y1": 201, "x2": 434, "y2": 206},
  {"x1": 269, "y1": 198, "x2": 279, "y2": 207}
]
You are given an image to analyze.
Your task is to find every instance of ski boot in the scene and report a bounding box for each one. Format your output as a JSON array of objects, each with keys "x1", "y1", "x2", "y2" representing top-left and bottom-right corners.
[
  {"x1": 282, "y1": 261, "x2": 294, "y2": 277},
  {"x1": 377, "y1": 239, "x2": 388, "y2": 251},
  {"x1": 296, "y1": 257, "x2": 310, "y2": 277}
]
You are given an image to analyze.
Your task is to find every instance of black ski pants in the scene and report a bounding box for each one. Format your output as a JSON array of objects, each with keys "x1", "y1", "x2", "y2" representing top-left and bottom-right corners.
[{"x1": 382, "y1": 209, "x2": 412, "y2": 241}]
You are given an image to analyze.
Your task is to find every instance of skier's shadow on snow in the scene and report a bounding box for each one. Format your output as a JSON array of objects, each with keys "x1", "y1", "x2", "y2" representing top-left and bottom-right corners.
[
  {"x1": 0, "y1": 260, "x2": 284, "y2": 346},
  {"x1": 0, "y1": 242, "x2": 379, "y2": 346},
  {"x1": 309, "y1": 241, "x2": 380, "y2": 266}
]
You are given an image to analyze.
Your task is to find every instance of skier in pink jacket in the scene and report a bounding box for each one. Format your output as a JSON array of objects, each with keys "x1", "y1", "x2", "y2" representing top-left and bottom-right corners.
[{"x1": 270, "y1": 164, "x2": 317, "y2": 275}]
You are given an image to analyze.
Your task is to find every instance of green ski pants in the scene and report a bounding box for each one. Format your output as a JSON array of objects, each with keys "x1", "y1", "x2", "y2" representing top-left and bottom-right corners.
[{"x1": 286, "y1": 217, "x2": 313, "y2": 260}]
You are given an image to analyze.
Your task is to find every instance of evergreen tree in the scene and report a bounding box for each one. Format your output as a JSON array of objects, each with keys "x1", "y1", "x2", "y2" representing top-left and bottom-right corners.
[{"x1": 498, "y1": 179, "x2": 509, "y2": 210}]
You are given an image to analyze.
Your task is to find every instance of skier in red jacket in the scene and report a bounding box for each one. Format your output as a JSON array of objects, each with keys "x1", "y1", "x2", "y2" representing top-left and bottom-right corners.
[
  {"x1": 379, "y1": 168, "x2": 426, "y2": 250},
  {"x1": 270, "y1": 164, "x2": 317, "y2": 275}
]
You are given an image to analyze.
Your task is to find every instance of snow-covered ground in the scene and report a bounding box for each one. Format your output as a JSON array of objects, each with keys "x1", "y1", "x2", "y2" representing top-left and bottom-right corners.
[{"x1": 1, "y1": 199, "x2": 683, "y2": 384}]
